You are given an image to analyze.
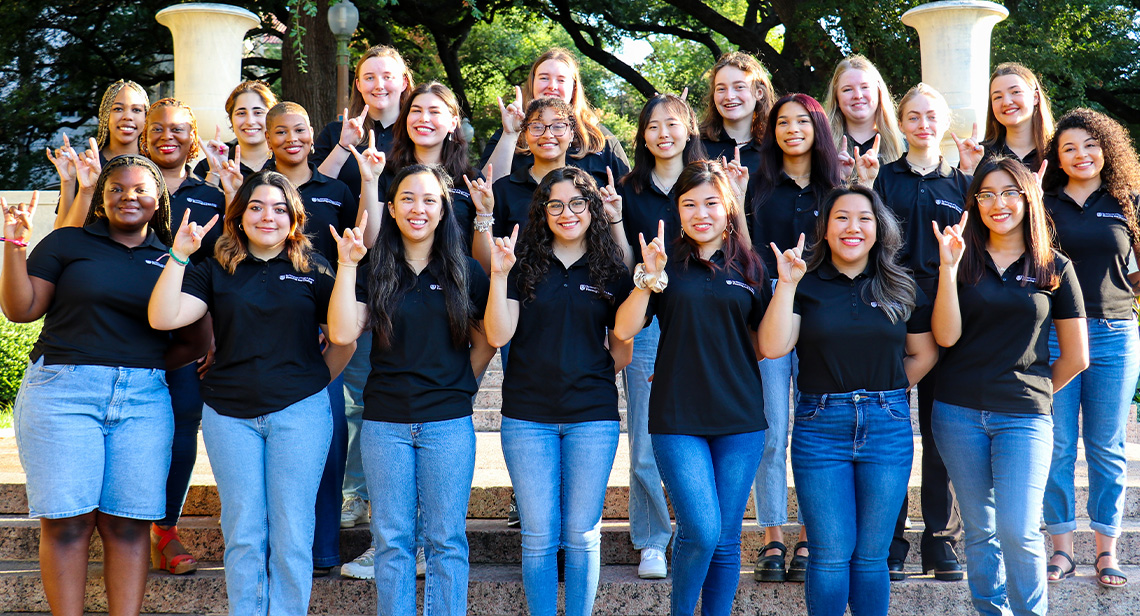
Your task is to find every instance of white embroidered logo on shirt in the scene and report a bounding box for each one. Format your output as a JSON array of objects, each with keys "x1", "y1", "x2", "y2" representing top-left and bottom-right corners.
[
  {"x1": 726, "y1": 280, "x2": 755, "y2": 295},
  {"x1": 429, "y1": 284, "x2": 442, "y2": 291},
  {"x1": 1097, "y1": 212, "x2": 1127, "y2": 222},
  {"x1": 280, "y1": 274, "x2": 314, "y2": 284},
  {"x1": 185, "y1": 197, "x2": 218, "y2": 209},
  {"x1": 310, "y1": 197, "x2": 342, "y2": 207},
  {"x1": 1015, "y1": 275, "x2": 1037, "y2": 283},
  {"x1": 579, "y1": 284, "x2": 613, "y2": 299},
  {"x1": 936, "y1": 199, "x2": 963, "y2": 213},
  {"x1": 145, "y1": 259, "x2": 166, "y2": 268}
]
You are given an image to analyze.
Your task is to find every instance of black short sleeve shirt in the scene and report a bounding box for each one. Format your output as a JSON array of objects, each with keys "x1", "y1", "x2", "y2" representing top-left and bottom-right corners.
[
  {"x1": 491, "y1": 164, "x2": 541, "y2": 238},
  {"x1": 169, "y1": 169, "x2": 227, "y2": 265},
  {"x1": 646, "y1": 253, "x2": 771, "y2": 435},
  {"x1": 701, "y1": 135, "x2": 761, "y2": 174},
  {"x1": 27, "y1": 220, "x2": 171, "y2": 369},
  {"x1": 501, "y1": 257, "x2": 633, "y2": 423},
  {"x1": 355, "y1": 257, "x2": 490, "y2": 423},
  {"x1": 312, "y1": 120, "x2": 396, "y2": 201},
  {"x1": 181, "y1": 252, "x2": 335, "y2": 418},
  {"x1": 618, "y1": 178, "x2": 680, "y2": 254},
  {"x1": 478, "y1": 127, "x2": 631, "y2": 185},
  {"x1": 793, "y1": 262, "x2": 932, "y2": 394},
  {"x1": 749, "y1": 174, "x2": 823, "y2": 275},
  {"x1": 873, "y1": 159, "x2": 971, "y2": 285},
  {"x1": 980, "y1": 140, "x2": 1041, "y2": 173},
  {"x1": 935, "y1": 253, "x2": 1085, "y2": 414},
  {"x1": 1044, "y1": 188, "x2": 1136, "y2": 319}
]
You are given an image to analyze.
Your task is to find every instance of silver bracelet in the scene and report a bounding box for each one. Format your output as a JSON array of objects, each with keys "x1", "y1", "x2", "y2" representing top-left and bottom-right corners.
[{"x1": 473, "y1": 217, "x2": 494, "y2": 233}]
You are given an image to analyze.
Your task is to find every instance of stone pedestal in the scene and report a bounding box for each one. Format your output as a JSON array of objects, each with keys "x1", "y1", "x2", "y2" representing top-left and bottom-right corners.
[
  {"x1": 156, "y1": 3, "x2": 260, "y2": 142},
  {"x1": 902, "y1": 0, "x2": 1009, "y2": 163}
]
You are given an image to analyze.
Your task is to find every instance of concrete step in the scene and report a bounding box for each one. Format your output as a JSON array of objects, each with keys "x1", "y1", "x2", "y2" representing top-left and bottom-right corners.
[{"x1": 0, "y1": 560, "x2": 1137, "y2": 615}]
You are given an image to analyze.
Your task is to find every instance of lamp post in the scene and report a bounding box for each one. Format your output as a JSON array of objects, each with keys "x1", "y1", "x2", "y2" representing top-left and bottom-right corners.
[{"x1": 328, "y1": 0, "x2": 359, "y2": 118}]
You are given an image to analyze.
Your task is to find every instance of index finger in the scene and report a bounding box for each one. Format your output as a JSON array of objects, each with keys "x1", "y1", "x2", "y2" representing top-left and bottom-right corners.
[
  {"x1": 657, "y1": 219, "x2": 665, "y2": 241},
  {"x1": 510, "y1": 223, "x2": 519, "y2": 244},
  {"x1": 606, "y1": 165, "x2": 615, "y2": 188},
  {"x1": 357, "y1": 209, "x2": 368, "y2": 234},
  {"x1": 27, "y1": 190, "x2": 38, "y2": 212},
  {"x1": 734, "y1": 144, "x2": 741, "y2": 164},
  {"x1": 215, "y1": 124, "x2": 222, "y2": 141},
  {"x1": 870, "y1": 133, "x2": 880, "y2": 154},
  {"x1": 957, "y1": 210, "x2": 969, "y2": 229},
  {"x1": 61, "y1": 133, "x2": 71, "y2": 149},
  {"x1": 368, "y1": 129, "x2": 376, "y2": 152},
  {"x1": 971, "y1": 122, "x2": 979, "y2": 141},
  {"x1": 357, "y1": 106, "x2": 369, "y2": 122},
  {"x1": 796, "y1": 232, "x2": 805, "y2": 253},
  {"x1": 514, "y1": 85, "x2": 523, "y2": 106},
  {"x1": 180, "y1": 207, "x2": 192, "y2": 228},
  {"x1": 840, "y1": 135, "x2": 848, "y2": 153},
  {"x1": 950, "y1": 131, "x2": 963, "y2": 146},
  {"x1": 680, "y1": 86, "x2": 689, "y2": 101},
  {"x1": 233, "y1": 144, "x2": 242, "y2": 166},
  {"x1": 201, "y1": 213, "x2": 220, "y2": 234},
  {"x1": 88, "y1": 137, "x2": 98, "y2": 153}
]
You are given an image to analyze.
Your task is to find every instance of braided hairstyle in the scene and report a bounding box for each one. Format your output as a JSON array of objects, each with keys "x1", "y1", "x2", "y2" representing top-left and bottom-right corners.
[
  {"x1": 83, "y1": 154, "x2": 173, "y2": 246},
  {"x1": 96, "y1": 80, "x2": 150, "y2": 149}
]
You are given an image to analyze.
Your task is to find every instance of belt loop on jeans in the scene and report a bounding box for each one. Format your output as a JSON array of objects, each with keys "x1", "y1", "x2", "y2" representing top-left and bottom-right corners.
[
  {"x1": 877, "y1": 391, "x2": 887, "y2": 405},
  {"x1": 818, "y1": 393, "x2": 828, "y2": 409}
]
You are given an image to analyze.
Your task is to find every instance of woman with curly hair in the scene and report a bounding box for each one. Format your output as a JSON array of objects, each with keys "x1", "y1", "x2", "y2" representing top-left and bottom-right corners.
[
  {"x1": 699, "y1": 50, "x2": 775, "y2": 172},
  {"x1": 1040, "y1": 108, "x2": 1140, "y2": 588},
  {"x1": 482, "y1": 166, "x2": 632, "y2": 615}
]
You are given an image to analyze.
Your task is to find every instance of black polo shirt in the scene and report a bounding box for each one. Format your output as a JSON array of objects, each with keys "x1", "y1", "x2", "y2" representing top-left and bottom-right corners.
[
  {"x1": 265, "y1": 162, "x2": 358, "y2": 266},
  {"x1": 27, "y1": 219, "x2": 171, "y2": 369},
  {"x1": 793, "y1": 262, "x2": 932, "y2": 394},
  {"x1": 1044, "y1": 187, "x2": 1137, "y2": 319},
  {"x1": 701, "y1": 134, "x2": 761, "y2": 173},
  {"x1": 182, "y1": 252, "x2": 335, "y2": 418},
  {"x1": 502, "y1": 257, "x2": 633, "y2": 423},
  {"x1": 980, "y1": 140, "x2": 1040, "y2": 173},
  {"x1": 749, "y1": 173, "x2": 823, "y2": 275},
  {"x1": 377, "y1": 167, "x2": 483, "y2": 250},
  {"x1": 874, "y1": 158, "x2": 971, "y2": 291},
  {"x1": 618, "y1": 178, "x2": 680, "y2": 253},
  {"x1": 647, "y1": 252, "x2": 771, "y2": 435},
  {"x1": 311, "y1": 120, "x2": 396, "y2": 201},
  {"x1": 479, "y1": 127, "x2": 630, "y2": 186},
  {"x1": 356, "y1": 257, "x2": 490, "y2": 423},
  {"x1": 935, "y1": 252, "x2": 1084, "y2": 414},
  {"x1": 491, "y1": 163, "x2": 542, "y2": 238},
  {"x1": 169, "y1": 169, "x2": 226, "y2": 265}
]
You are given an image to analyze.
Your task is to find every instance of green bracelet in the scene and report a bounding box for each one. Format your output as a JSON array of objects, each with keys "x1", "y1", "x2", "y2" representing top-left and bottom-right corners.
[{"x1": 168, "y1": 249, "x2": 190, "y2": 266}]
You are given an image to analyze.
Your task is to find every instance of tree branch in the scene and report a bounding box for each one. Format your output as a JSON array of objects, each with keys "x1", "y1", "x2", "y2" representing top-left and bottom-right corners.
[
  {"x1": 599, "y1": 10, "x2": 722, "y2": 60},
  {"x1": 546, "y1": 0, "x2": 658, "y2": 98}
]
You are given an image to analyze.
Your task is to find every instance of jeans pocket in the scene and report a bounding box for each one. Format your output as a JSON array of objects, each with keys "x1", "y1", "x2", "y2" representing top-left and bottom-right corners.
[
  {"x1": 24, "y1": 361, "x2": 69, "y2": 387},
  {"x1": 793, "y1": 404, "x2": 819, "y2": 421},
  {"x1": 883, "y1": 401, "x2": 912, "y2": 421},
  {"x1": 1104, "y1": 318, "x2": 1137, "y2": 331}
]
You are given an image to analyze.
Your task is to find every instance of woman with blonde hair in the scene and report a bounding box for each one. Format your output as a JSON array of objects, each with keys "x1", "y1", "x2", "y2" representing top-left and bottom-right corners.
[{"x1": 823, "y1": 55, "x2": 904, "y2": 167}]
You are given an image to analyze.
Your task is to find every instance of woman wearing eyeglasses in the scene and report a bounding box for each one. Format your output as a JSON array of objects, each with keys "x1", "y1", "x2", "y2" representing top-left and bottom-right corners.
[{"x1": 931, "y1": 156, "x2": 1088, "y2": 616}]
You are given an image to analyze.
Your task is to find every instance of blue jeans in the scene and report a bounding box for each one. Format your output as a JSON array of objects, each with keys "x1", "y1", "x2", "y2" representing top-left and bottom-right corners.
[
  {"x1": 753, "y1": 351, "x2": 796, "y2": 527},
  {"x1": 623, "y1": 318, "x2": 673, "y2": 553},
  {"x1": 933, "y1": 401, "x2": 1052, "y2": 616},
  {"x1": 342, "y1": 334, "x2": 372, "y2": 502},
  {"x1": 1045, "y1": 318, "x2": 1139, "y2": 537},
  {"x1": 501, "y1": 417, "x2": 619, "y2": 616},
  {"x1": 202, "y1": 390, "x2": 333, "y2": 616},
  {"x1": 161, "y1": 362, "x2": 203, "y2": 526},
  {"x1": 362, "y1": 416, "x2": 476, "y2": 616},
  {"x1": 652, "y1": 430, "x2": 765, "y2": 616},
  {"x1": 313, "y1": 374, "x2": 347, "y2": 567},
  {"x1": 791, "y1": 390, "x2": 913, "y2": 616}
]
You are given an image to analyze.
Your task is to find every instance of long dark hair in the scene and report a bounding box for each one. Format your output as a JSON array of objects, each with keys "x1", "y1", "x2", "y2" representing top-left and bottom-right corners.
[
  {"x1": 388, "y1": 82, "x2": 476, "y2": 181},
  {"x1": 805, "y1": 185, "x2": 915, "y2": 323},
  {"x1": 515, "y1": 167, "x2": 627, "y2": 304},
  {"x1": 214, "y1": 170, "x2": 314, "y2": 274},
  {"x1": 753, "y1": 93, "x2": 843, "y2": 217},
  {"x1": 84, "y1": 154, "x2": 173, "y2": 246},
  {"x1": 959, "y1": 156, "x2": 1058, "y2": 290},
  {"x1": 672, "y1": 160, "x2": 765, "y2": 288},
  {"x1": 621, "y1": 94, "x2": 708, "y2": 194},
  {"x1": 367, "y1": 164, "x2": 475, "y2": 349}
]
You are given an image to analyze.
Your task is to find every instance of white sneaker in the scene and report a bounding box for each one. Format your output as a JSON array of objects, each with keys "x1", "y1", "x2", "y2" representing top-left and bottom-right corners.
[
  {"x1": 416, "y1": 547, "x2": 426, "y2": 578},
  {"x1": 341, "y1": 546, "x2": 375, "y2": 580},
  {"x1": 340, "y1": 496, "x2": 369, "y2": 529},
  {"x1": 638, "y1": 548, "x2": 667, "y2": 579}
]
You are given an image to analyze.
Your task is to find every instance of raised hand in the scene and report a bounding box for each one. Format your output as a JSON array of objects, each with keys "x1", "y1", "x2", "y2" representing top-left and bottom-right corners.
[
  {"x1": 349, "y1": 129, "x2": 386, "y2": 183},
  {"x1": 331, "y1": 209, "x2": 368, "y2": 266},
  {"x1": 2, "y1": 192, "x2": 38, "y2": 245},
  {"x1": 679, "y1": 87, "x2": 689, "y2": 102},
  {"x1": 485, "y1": 224, "x2": 518, "y2": 275},
  {"x1": 854, "y1": 134, "x2": 881, "y2": 184},
  {"x1": 837, "y1": 135, "x2": 856, "y2": 177},
  {"x1": 951, "y1": 123, "x2": 983, "y2": 173},
  {"x1": 171, "y1": 208, "x2": 219, "y2": 260},
  {"x1": 932, "y1": 210, "x2": 969, "y2": 269},
  {"x1": 198, "y1": 124, "x2": 229, "y2": 174},
  {"x1": 497, "y1": 86, "x2": 525, "y2": 135},
  {"x1": 217, "y1": 144, "x2": 244, "y2": 196},
  {"x1": 45, "y1": 133, "x2": 77, "y2": 184},
  {"x1": 339, "y1": 107, "x2": 368, "y2": 148},
  {"x1": 770, "y1": 233, "x2": 807, "y2": 284},
  {"x1": 600, "y1": 166, "x2": 623, "y2": 223},
  {"x1": 463, "y1": 165, "x2": 494, "y2": 216},
  {"x1": 722, "y1": 146, "x2": 749, "y2": 201},
  {"x1": 74, "y1": 139, "x2": 102, "y2": 192},
  {"x1": 639, "y1": 219, "x2": 669, "y2": 275},
  {"x1": 1032, "y1": 159, "x2": 1048, "y2": 190}
]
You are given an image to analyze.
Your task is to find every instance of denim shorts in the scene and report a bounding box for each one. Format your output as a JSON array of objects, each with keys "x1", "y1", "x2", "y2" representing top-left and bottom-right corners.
[{"x1": 13, "y1": 357, "x2": 173, "y2": 520}]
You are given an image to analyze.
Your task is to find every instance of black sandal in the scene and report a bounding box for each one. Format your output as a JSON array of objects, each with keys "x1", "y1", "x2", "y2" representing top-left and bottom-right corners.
[
  {"x1": 1095, "y1": 551, "x2": 1128, "y2": 589},
  {"x1": 753, "y1": 541, "x2": 787, "y2": 582},
  {"x1": 1046, "y1": 550, "x2": 1075, "y2": 583},
  {"x1": 787, "y1": 541, "x2": 809, "y2": 583}
]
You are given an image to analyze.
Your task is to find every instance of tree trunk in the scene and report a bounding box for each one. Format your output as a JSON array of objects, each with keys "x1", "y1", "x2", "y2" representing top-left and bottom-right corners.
[{"x1": 281, "y1": 0, "x2": 339, "y2": 128}]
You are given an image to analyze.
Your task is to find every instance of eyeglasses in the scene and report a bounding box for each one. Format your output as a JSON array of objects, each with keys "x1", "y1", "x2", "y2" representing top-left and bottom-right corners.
[
  {"x1": 975, "y1": 189, "x2": 1025, "y2": 207},
  {"x1": 544, "y1": 197, "x2": 589, "y2": 215},
  {"x1": 525, "y1": 121, "x2": 571, "y2": 138}
]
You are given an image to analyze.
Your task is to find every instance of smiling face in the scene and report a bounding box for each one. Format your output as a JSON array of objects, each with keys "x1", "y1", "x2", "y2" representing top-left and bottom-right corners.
[
  {"x1": 712, "y1": 65, "x2": 758, "y2": 125},
  {"x1": 1057, "y1": 127, "x2": 1104, "y2": 183},
  {"x1": 356, "y1": 55, "x2": 408, "y2": 117},
  {"x1": 532, "y1": 59, "x2": 575, "y2": 103},
  {"x1": 836, "y1": 69, "x2": 879, "y2": 126},
  {"x1": 826, "y1": 193, "x2": 876, "y2": 272},
  {"x1": 241, "y1": 184, "x2": 293, "y2": 253},
  {"x1": 900, "y1": 94, "x2": 948, "y2": 151},
  {"x1": 146, "y1": 106, "x2": 194, "y2": 169},
  {"x1": 525, "y1": 107, "x2": 573, "y2": 163},
  {"x1": 102, "y1": 165, "x2": 159, "y2": 232},
  {"x1": 774, "y1": 101, "x2": 815, "y2": 157},
  {"x1": 267, "y1": 112, "x2": 312, "y2": 167},
  {"x1": 108, "y1": 87, "x2": 148, "y2": 148},
  {"x1": 231, "y1": 92, "x2": 270, "y2": 148},
  {"x1": 406, "y1": 91, "x2": 459, "y2": 151},
  {"x1": 544, "y1": 180, "x2": 591, "y2": 245},
  {"x1": 678, "y1": 181, "x2": 729, "y2": 252},
  {"x1": 644, "y1": 103, "x2": 690, "y2": 162},
  {"x1": 990, "y1": 74, "x2": 1038, "y2": 130},
  {"x1": 389, "y1": 171, "x2": 444, "y2": 245},
  {"x1": 976, "y1": 168, "x2": 1026, "y2": 237}
]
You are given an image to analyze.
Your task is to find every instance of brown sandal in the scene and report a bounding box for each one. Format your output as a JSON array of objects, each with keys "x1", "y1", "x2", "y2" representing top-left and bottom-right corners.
[{"x1": 150, "y1": 523, "x2": 198, "y2": 575}]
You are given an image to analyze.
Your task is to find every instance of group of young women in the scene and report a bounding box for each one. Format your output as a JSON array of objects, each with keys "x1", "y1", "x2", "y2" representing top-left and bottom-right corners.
[{"x1": 4, "y1": 35, "x2": 1140, "y2": 616}]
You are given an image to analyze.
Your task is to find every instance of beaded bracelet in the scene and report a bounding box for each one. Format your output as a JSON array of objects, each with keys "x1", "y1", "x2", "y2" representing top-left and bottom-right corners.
[
  {"x1": 167, "y1": 249, "x2": 190, "y2": 266},
  {"x1": 0, "y1": 237, "x2": 29, "y2": 247}
]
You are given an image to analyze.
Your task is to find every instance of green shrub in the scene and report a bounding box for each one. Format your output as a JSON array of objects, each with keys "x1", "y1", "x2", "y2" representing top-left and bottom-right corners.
[{"x1": 0, "y1": 316, "x2": 42, "y2": 411}]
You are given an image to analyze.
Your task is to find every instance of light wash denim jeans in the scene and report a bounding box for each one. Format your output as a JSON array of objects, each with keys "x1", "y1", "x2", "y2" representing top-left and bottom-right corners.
[
  {"x1": 623, "y1": 318, "x2": 673, "y2": 553},
  {"x1": 342, "y1": 334, "x2": 373, "y2": 502},
  {"x1": 362, "y1": 416, "x2": 476, "y2": 616},
  {"x1": 1045, "y1": 318, "x2": 1140, "y2": 537},
  {"x1": 501, "y1": 417, "x2": 620, "y2": 616},
  {"x1": 791, "y1": 390, "x2": 913, "y2": 616},
  {"x1": 933, "y1": 401, "x2": 1052, "y2": 616},
  {"x1": 201, "y1": 390, "x2": 333, "y2": 616},
  {"x1": 652, "y1": 430, "x2": 765, "y2": 616},
  {"x1": 752, "y1": 351, "x2": 796, "y2": 528}
]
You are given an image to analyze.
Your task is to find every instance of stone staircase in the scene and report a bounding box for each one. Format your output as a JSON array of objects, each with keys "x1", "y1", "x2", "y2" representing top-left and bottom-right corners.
[{"x1": 1, "y1": 351, "x2": 1139, "y2": 615}]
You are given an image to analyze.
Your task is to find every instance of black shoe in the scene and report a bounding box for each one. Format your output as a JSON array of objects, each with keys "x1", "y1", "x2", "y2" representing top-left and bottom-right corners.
[
  {"x1": 787, "y1": 541, "x2": 809, "y2": 583},
  {"x1": 753, "y1": 541, "x2": 787, "y2": 582},
  {"x1": 312, "y1": 566, "x2": 333, "y2": 578},
  {"x1": 924, "y1": 558, "x2": 964, "y2": 581},
  {"x1": 506, "y1": 494, "x2": 520, "y2": 528},
  {"x1": 888, "y1": 559, "x2": 906, "y2": 581}
]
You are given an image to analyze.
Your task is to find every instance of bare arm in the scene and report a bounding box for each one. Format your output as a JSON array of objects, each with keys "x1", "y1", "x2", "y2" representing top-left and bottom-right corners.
[
  {"x1": 1051, "y1": 317, "x2": 1089, "y2": 392},
  {"x1": 757, "y1": 235, "x2": 806, "y2": 359},
  {"x1": 903, "y1": 331, "x2": 938, "y2": 387},
  {"x1": 469, "y1": 323, "x2": 496, "y2": 378},
  {"x1": 321, "y1": 323, "x2": 357, "y2": 381},
  {"x1": 1, "y1": 194, "x2": 56, "y2": 322},
  {"x1": 327, "y1": 214, "x2": 370, "y2": 345},
  {"x1": 480, "y1": 87, "x2": 524, "y2": 182},
  {"x1": 930, "y1": 213, "x2": 968, "y2": 347},
  {"x1": 609, "y1": 329, "x2": 633, "y2": 373},
  {"x1": 148, "y1": 210, "x2": 215, "y2": 330}
]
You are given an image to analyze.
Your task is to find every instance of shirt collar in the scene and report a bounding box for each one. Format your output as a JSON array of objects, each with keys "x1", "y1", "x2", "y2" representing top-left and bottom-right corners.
[
  {"x1": 816, "y1": 259, "x2": 873, "y2": 281},
  {"x1": 179, "y1": 165, "x2": 207, "y2": 188},
  {"x1": 83, "y1": 217, "x2": 167, "y2": 251},
  {"x1": 509, "y1": 161, "x2": 539, "y2": 186},
  {"x1": 888, "y1": 157, "x2": 953, "y2": 178},
  {"x1": 264, "y1": 161, "x2": 328, "y2": 187},
  {"x1": 1045, "y1": 185, "x2": 1107, "y2": 209}
]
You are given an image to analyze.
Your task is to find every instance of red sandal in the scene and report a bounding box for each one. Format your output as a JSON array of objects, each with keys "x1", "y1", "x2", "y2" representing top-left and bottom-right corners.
[{"x1": 150, "y1": 523, "x2": 198, "y2": 575}]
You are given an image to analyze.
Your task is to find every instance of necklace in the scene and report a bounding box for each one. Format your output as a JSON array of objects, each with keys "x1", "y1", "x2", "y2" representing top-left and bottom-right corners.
[
  {"x1": 406, "y1": 257, "x2": 429, "y2": 262},
  {"x1": 651, "y1": 171, "x2": 674, "y2": 193},
  {"x1": 907, "y1": 157, "x2": 940, "y2": 175}
]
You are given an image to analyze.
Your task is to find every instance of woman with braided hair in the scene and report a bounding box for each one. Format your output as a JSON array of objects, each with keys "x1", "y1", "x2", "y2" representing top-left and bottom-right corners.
[{"x1": 2, "y1": 154, "x2": 208, "y2": 616}]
